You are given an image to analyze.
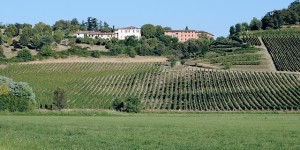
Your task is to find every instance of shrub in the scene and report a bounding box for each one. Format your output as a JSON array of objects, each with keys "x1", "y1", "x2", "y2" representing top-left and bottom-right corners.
[
  {"x1": 39, "y1": 45, "x2": 54, "y2": 57},
  {"x1": 0, "y1": 76, "x2": 36, "y2": 112},
  {"x1": 91, "y1": 51, "x2": 101, "y2": 58},
  {"x1": 53, "y1": 88, "x2": 67, "y2": 110},
  {"x1": 17, "y1": 49, "x2": 33, "y2": 61},
  {"x1": 112, "y1": 98, "x2": 124, "y2": 111},
  {"x1": 126, "y1": 47, "x2": 137, "y2": 58},
  {"x1": 112, "y1": 97, "x2": 141, "y2": 113},
  {"x1": 124, "y1": 97, "x2": 141, "y2": 113},
  {"x1": 0, "y1": 46, "x2": 5, "y2": 58}
]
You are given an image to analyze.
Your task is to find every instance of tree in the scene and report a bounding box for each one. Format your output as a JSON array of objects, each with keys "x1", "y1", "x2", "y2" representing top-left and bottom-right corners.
[
  {"x1": 241, "y1": 22, "x2": 249, "y2": 32},
  {"x1": 0, "y1": 35, "x2": 3, "y2": 45},
  {"x1": 155, "y1": 25, "x2": 165, "y2": 38},
  {"x1": 0, "y1": 76, "x2": 36, "y2": 112},
  {"x1": 41, "y1": 33, "x2": 54, "y2": 46},
  {"x1": 20, "y1": 32, "x2": 31, "y2": 47},
  {"x1": 53, "y1": 88, "x2": 67, "y2": 110},
  {"x1": 53, "y1": 30, "x2": 64, "y2": 44},
  {"x1": 71, "y1": 18, "x2": 79, "y2": 26},
  {"x1": 185, "y1": 26, "x2": 189, "y2": 30},
  {"x1": 39, "y1": 45, "x2": 54, "y2": 56},
  {"x1": 5, "y1": 25, "x2": 18, "y2": 37},
  {"x1": 141, "y1": 24, "x2": 156, "y2": 39},
  {"x1": 112, "y1": 98, "x2": 124, "y2": 111},
  {"x1": 126, "y1": 47, "x2": 137, "y2": 58},
  {"x1": 123, "y1": 97, "x2": 141, "y2": 113},
  {"x1": 31, "y1": 34, "x2": 42, "y2": 49},
  {"x1": 250, "y1": 17, "x2": 262, "y2": 30},
  {"x1": 34, "y1": 22, "x2": 52, "y2": 35},
  {"x1": 17, "y1": 49, "x2": 32, "y2": 61},
  {"x1": 229, "y1": 26, "x2": 235, "y2": 35},
  {"x1": 235, "y1": 23, "x2": 242, "y2": 33},
  {"x1": 86, "y1": 17, "x2": 98, "y2": 31},
  {"x1": 0, "y1": 46, "x2": 5, "y2": 58}
]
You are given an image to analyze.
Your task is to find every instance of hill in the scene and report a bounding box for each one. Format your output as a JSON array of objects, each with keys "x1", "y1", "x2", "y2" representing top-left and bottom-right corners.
[{"x1": 0, "y1": 62, "x2": 299, "y2": 111}]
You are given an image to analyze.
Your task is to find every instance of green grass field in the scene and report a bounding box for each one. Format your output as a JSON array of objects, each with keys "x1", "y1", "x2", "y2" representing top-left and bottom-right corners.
[{"x1": 0, "y1": 112, "x2": 299, "y2": 150}]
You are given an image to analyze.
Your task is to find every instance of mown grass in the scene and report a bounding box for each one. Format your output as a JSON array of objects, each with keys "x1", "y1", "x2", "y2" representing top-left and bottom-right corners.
[{"x1": 0, "y1": 113, "x2": 299, "y2": 150}]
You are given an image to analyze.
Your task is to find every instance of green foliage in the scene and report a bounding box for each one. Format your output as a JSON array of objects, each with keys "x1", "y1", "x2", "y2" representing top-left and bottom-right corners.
[
  {"x1": 112, "y1": 97, "x2": 141, "y2": 113},
  {"x1": 53, "y1": 30, "x2": 64, "y2": 44},
  {"x1": 17, "y1": 49, "x2": 33, "y2": 61},
  {"x1": 67, "y1": 46, "x2": 90, "y2": 57},
  {"x1": 31, "y1": 34, "x2": 42, "y2": 49},
  {"x1": 39, "y1": 45, "x2": 54, "y2": 57},
  {"x1": 91, "y1": 51, "x2": 101, "y2": 58},
  {"x1": 53, "y1": 88, "x2": 67, "y2": 110},
  {"x1": 0, "y1": 34, "x2": 3, "y2": 45},
  {"x1": 250, "y1": 17, "x2": 262, "y2": 30},
  {"x1": 223, "y1": 62, "x2": 232, "y2": 70},
  {"x1": 20, "y1": 32, "x2": 31, "y2": 47},
  {"x1": 141, "y1": 24, "x2": 156, "y2": 39},
  {"x1": 112, "y1": 98, "x2": 124, "y2": 111},
  {"x1": 126, "y1": 47, "x2": 137, "y2": 58},
  {"x1": 155, "y1": 25, "x2": 165, "y2": 38},
  {"x1": 5, "y1": 25, "x2": 18, "y2": 37},
  {"x1": 0, "y1": 76, "x2": 35, "y2": 112},
  {"x1": 124, "y1": 97, "x2": 141, "y2": 113},
  {"x1": 0, "y1": 46, "x2": 5, "y2": 58}
]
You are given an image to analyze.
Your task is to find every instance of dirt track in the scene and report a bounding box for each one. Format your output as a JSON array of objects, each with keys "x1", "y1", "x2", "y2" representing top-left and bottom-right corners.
[{"x1": 20, "y1": 56, "x2": 168, "y2": 64}]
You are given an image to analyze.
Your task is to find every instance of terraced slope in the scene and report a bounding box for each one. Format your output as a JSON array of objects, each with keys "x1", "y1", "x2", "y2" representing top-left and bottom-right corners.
[{"x1": 0, "y1": 62, "x2": 299, "y2": 111}]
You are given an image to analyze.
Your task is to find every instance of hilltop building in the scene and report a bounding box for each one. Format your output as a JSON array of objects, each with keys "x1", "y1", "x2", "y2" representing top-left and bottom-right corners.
[
  {"x1": 114, "y1": 26, "x2": 141, "y2": 40},
  {"x1": 164, "y1": 30, "x2": 214, "y2": 42},
  {"x1": 75, "y1": 26, "x2": 141, "y2": 40}
]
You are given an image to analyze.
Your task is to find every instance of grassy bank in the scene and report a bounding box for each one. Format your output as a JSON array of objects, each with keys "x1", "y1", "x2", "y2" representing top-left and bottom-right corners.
[{"x1": 0, "y1": 113, "x2": 299, "y2": 150}]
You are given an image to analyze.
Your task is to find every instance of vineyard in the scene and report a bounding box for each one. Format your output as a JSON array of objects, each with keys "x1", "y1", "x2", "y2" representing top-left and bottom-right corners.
[
  {"x1": 0, "y1": 62, "x2": 299, "y2": 111},
  {"x1": 242, "y1": 36, "x2": 261, "y2": 46},
  {"x1": 262, "y1": 36, "x2": 300, "y2": 72}
]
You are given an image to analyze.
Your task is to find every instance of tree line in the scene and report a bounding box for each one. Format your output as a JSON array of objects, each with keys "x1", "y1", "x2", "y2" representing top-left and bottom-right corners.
[{"x1": 229, "y1": 0, "x2": 300, "y2": 36}]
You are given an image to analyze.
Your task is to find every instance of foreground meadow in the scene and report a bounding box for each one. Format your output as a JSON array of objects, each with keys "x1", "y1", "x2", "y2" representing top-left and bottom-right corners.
[{"x1": 0, "y1": 112, "x2": 299, "y2": 150}]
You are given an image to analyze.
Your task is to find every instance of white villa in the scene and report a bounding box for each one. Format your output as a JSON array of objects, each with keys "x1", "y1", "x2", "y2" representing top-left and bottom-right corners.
[
  {"x1": 114, "y1": 26, "x2": 141, "y2": 40},
  {"x1": 75, "y1": 31, "x2": 114, "y2": 40},
  {"x1": 75, "y1": 26, "x2": 141, "y2": 40}
]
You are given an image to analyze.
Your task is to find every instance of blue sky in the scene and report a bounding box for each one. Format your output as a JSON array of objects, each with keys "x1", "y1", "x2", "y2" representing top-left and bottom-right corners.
[{"x1": 0, "y1": 0, "x2": 294, "y2": 37}]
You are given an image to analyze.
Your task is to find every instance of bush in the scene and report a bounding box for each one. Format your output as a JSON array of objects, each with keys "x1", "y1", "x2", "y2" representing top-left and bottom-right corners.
[
  {"x1": 124, "y1": 97, "x2": 141, "y2": 113},
  {"x1": 112, "y1": 98, "x2": 124, "y2": 111},
  {"x1": 39, "y1": 45, "x2": 54, "y2": 57},
  {"x1": 223, "y1": 62, "x2": 232, "y2": 70},
  {"x1": 127, "y1": 48, "x2": 137, "y2": 58},
  {"x1": 0, "y1": 46, "x2": 5, "y2": 58},
  {"x1": 17, "y1": 49, "x2": 33, "y2": 61},
  {"x1": 0, "y1": 76, "x2": 36, "y2": 112},
  {"x1": 53, "y1": 88, "x2": 67, "y2": 110},
  {"x1": 91, "y1": 51, "x2": 101, "y2": 58},
  {"x1": 112, "y1": 97, "x2": 141, "y2": 113}
]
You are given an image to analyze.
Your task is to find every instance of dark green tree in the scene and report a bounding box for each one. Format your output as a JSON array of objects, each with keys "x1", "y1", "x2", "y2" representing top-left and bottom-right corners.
[
  {"x1": 185, "y1": 26, "x2": 189, "y2": 30},
  {"x1": 123, "y1": 97, "x2": 141, "y2": 113},
  {"x1": 0, "y1": 46, "x2": 5, "y2": 58},
  {"x1": 141, "y1": 24, "x2": 156, "y2": 39},
  {"x1": 229, "y1": 26, "x2": 235, "y2": 35},
  {"x1": 250, "y1": 17, "x2": 262, "y2": 30},
  {"x1": 53, "y1": 88, "x2": 67, "y2": 110},
  {"x1": 235, "y1": 23, "x2": 242, "y2": 33},
  {"x1": 20, "y1": 33, "x2": 31, "y2": 47},
  {"x1": 155, "y1": 25, "x2": 165, "y2": 38}
]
